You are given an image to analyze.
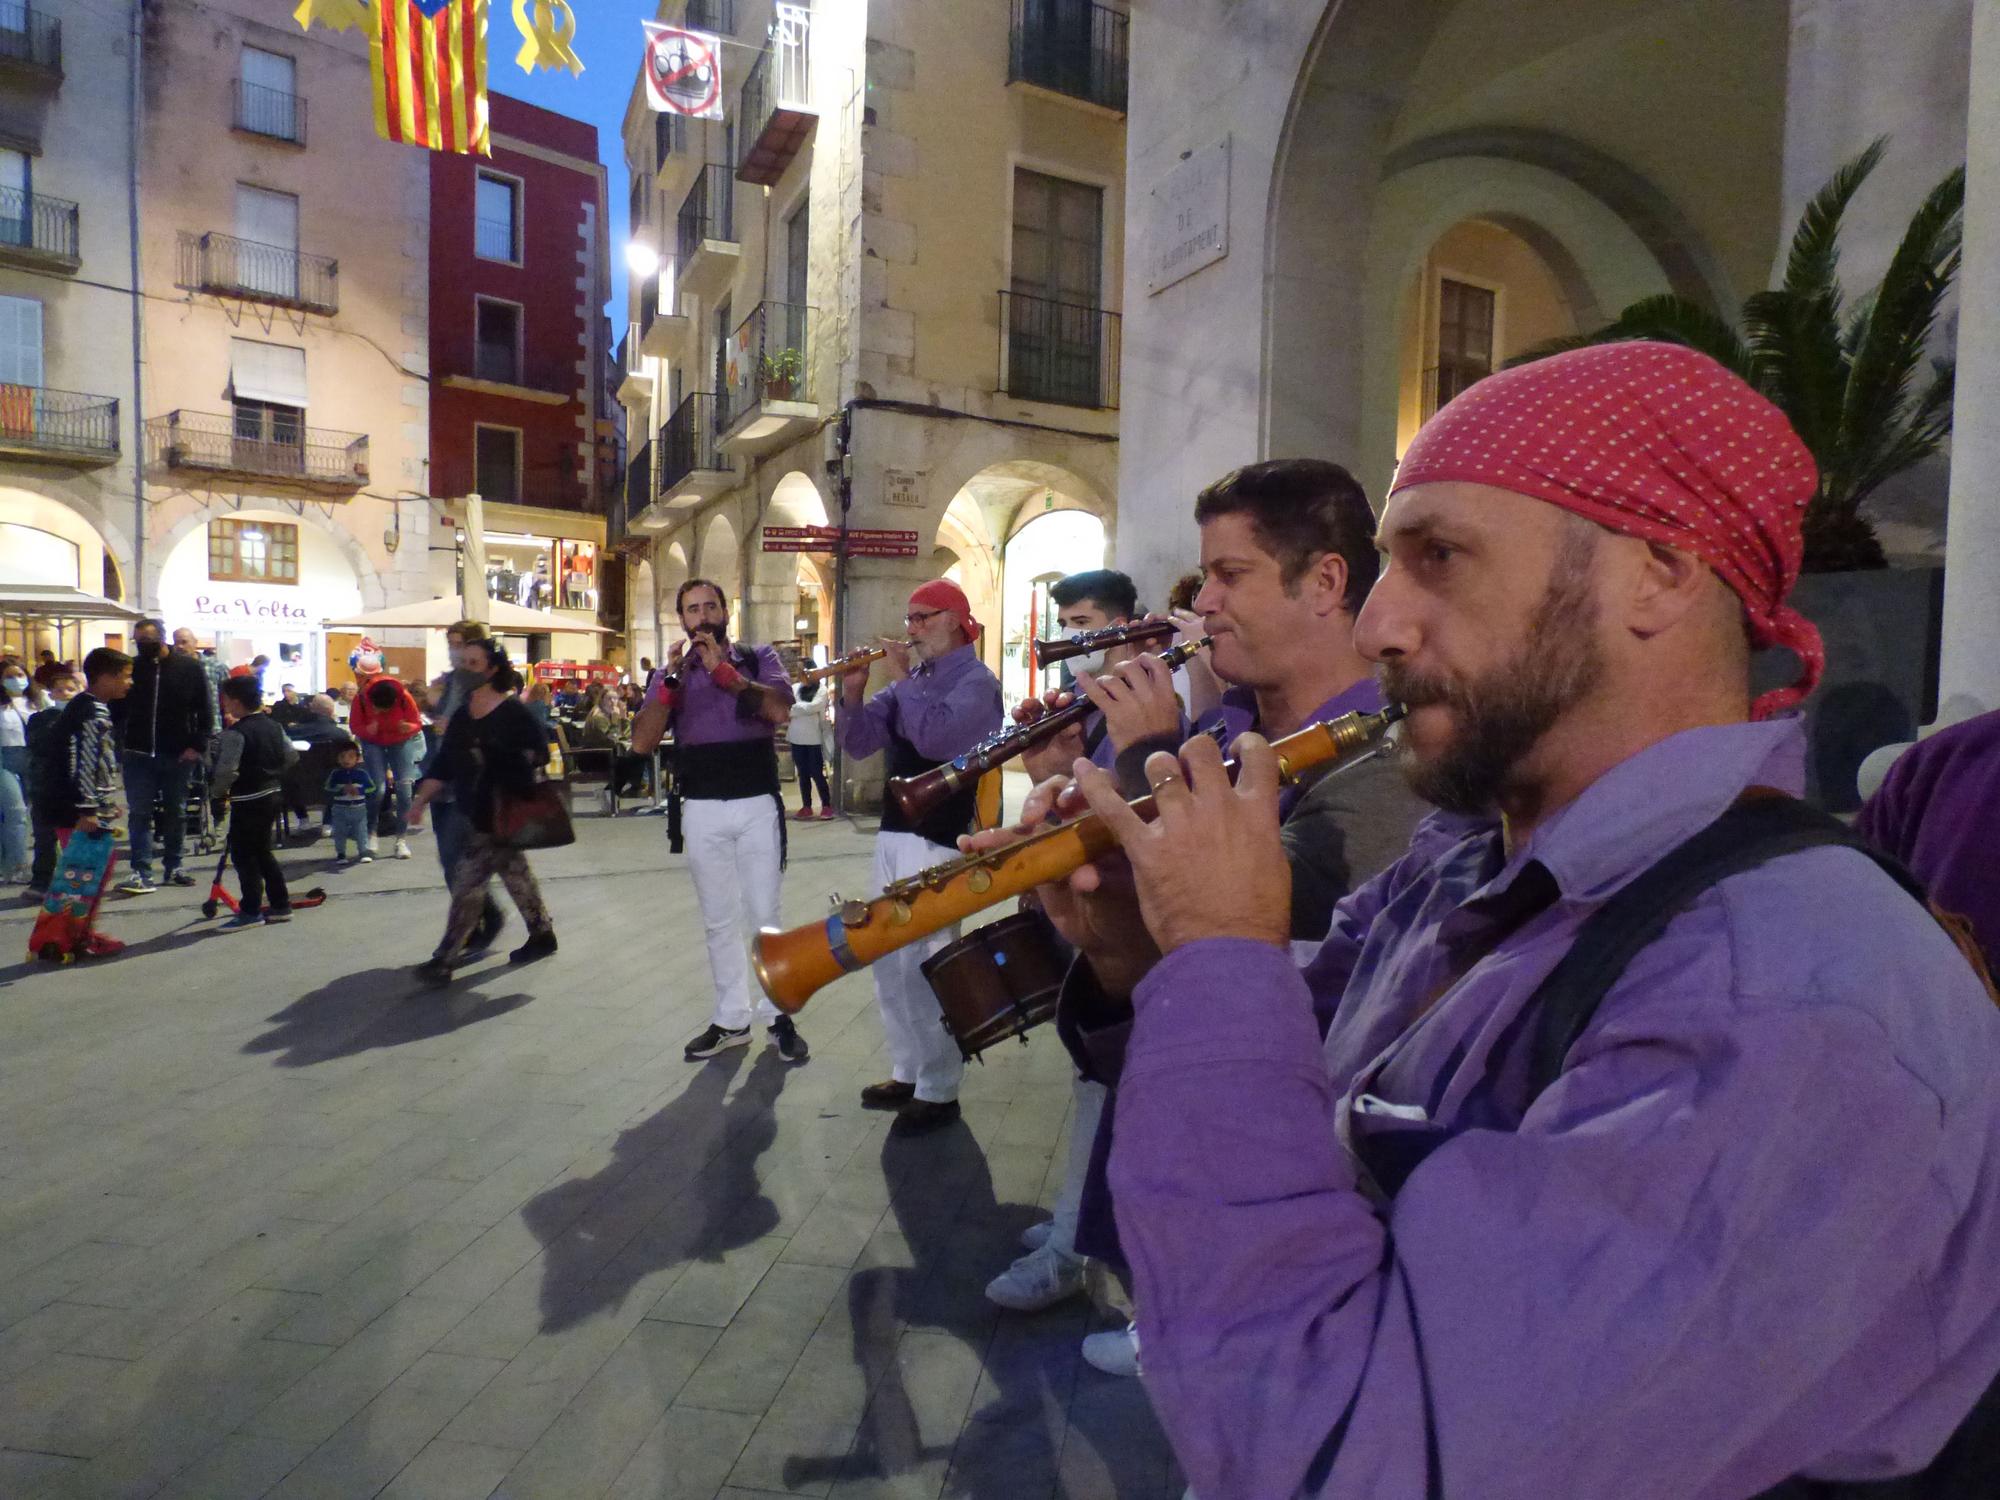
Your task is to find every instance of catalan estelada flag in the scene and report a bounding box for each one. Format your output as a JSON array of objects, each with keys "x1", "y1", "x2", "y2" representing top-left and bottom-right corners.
[{"x1": 371, "y1": 0, "x2": 490, "y2": 156}]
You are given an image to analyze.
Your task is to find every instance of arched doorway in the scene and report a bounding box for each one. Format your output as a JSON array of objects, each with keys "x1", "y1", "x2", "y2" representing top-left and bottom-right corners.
[
  {"x1": 630, "y1": 559, "x2": 658, "y2": 671},
  {"x1": 696, "y1": 512, "x2": 741, "y2": 636},
  {"x1": 754, "y1": 471, "x2": 833, "y2": 657},
  {"x1": 154, "y1": 507, "x2": 366, "y2": 693},
  {"x1": 1001, "y1": 509, "x2": 1106, "y2": 705},
  {"x1": 657, "y1": 540, "x2": 691, "y2": 654},
  {"x1": 0, "y1": 491, "x2": 132, "y2": 660}
]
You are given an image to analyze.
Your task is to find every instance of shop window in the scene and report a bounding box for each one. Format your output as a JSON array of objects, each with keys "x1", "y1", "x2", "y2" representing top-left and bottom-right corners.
[
  {"x1": 475, "y1": 425, "x2": 521, "y2": 502},
  {"x1": 476, "y1": 172, "x2": 520, "y2": 262},
  {"x1": 209, "y1": 517, "x2": 299, "y2": 584},
  {"x1": 1431, "y1": 277, "x2": 1497, "y2": 414},
  {"x1": 557, "y1": 540, "x2": 598, "y2": 611},
  {"x1": 474, "y1": 298, "x2": 522, "y2": 384}
]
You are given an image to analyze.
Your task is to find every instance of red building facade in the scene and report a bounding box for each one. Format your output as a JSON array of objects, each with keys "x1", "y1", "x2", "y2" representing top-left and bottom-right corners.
[{"x1": 429, "y1": 94, "x2": 611, "y2": 515}]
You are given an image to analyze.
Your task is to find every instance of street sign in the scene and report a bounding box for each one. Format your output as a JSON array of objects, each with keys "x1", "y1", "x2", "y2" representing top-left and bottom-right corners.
[
  {"x1": 642, "y1": 23, "x2": 724, "y2": 119},
  {"x1": 761, "y1": 524, "x2": 919, "y2": 557},
  {"x1": 884, "y1": 469, "x2": 923, "y2": 508},
  {"x1": 1148, "y1": 137, "x2": 1230, "y2": 293}
]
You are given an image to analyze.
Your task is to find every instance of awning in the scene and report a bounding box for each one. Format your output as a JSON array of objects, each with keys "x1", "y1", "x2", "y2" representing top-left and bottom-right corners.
[
  {"x1": 0, "y1": 584, "x2": 146, "y2": 623},
  {"x1": 321, "y1": 593, "x2": 613, "y2": 634},
  {"x1": 231, "y1": 338, "x2": 308, "y2": 408}
]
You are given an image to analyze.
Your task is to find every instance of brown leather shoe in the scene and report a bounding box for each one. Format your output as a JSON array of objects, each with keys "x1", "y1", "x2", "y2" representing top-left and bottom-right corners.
[
  {"x1": 860, "y1": 1079, "x2": 916, "y2": 1110},
  {"x1": 890, "y1": 1098, "x2": 961, "y2": 1136}
]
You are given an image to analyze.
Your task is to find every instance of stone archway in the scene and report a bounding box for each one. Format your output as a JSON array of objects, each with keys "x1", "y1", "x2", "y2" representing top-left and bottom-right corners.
[
  {"x1": 145, "y1": 501, "x2": 387, "y2": 615},
  {"x1": 694, "y1": 511, "x2": 741, "y2": 633},
  {"x1": 747, "y1": 470, "x2": 831, "y2": 646},
  {"x1": 630, "y1": 559, "x2": 658, "y2": 669},
  {"x1": 657, "y1": 540, "x2": 691, "y2": 654}
]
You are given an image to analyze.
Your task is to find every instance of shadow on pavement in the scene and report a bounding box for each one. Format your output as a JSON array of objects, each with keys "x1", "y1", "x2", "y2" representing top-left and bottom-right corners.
[
  {"x1": 782, "y1": 1120, "x2": 1177, "y2": 1499},
  {"x1": 522, "y1": 1046, "x2": 790, "y2": 1334},
  {"x1": 240, "y1": 962, "x2": 533, "y2": 1068}
]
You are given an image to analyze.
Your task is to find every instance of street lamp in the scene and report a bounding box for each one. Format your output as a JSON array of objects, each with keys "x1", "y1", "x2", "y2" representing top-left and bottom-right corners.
[{"x1": 624, "y1": 240, "x2": 660, "y2": 278}]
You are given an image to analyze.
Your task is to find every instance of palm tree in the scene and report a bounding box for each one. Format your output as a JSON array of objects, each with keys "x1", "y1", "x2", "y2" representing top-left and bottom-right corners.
[{"x1": 1508, "y1": 139, "x2": 1963, "y2": 571}]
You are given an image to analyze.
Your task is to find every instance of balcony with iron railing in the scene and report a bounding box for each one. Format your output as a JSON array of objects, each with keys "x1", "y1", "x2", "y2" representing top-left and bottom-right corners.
[
  {"x1": 622, "y1": 439, "x2": 653, "y2": 537},
  {"x1": 0, "y1": 2, "x2": 60, "y2": 82},
  {"x1": 675, "y1": 162, "x2": 739, "y2": 302},
  {"x1": 656, "y1": 392, "x2": 733, "y2": 511},
  {"x1": 736, "y1": 5, "x2": 814, "y2": 186},
  {"x1": 999, "y1": 290, "x2": 1120, "y2": 409},
  {"x1": 717, "y1": 301, "x2": 817, "y2": 454},
  {"x1": 177, "y1": 231, "x2": 340, "y2": 315},
  {"x1": 0, "y1": 387, "x2": 117, "y2": 465},
  {"x1": 147, "y1": 410, "x2": 369, "y2": 489},
  {"x1": 1008, "y1": 0, "x2": 1128, "y2": 115},
  {"x1": 616, "y1": 323, "x2": 654, "y2": 408},
  {"x1": 233, "y1": 79, "x2": 306, "y2": 144},
  {"x1": 637, "y1": 271, "x2": 690, "y2": 362},
  {"x1": 0, "y1": 185, "x2": 78, "y2": 272}
]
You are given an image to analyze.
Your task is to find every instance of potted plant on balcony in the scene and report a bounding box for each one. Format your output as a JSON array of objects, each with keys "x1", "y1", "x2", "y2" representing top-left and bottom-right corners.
[
  {"x1": 1509, "y1": 137, "x2": 1964, "y2": 806},
  {"x1": 759, "y1": 347, "x2": 804, "y2": 402}
]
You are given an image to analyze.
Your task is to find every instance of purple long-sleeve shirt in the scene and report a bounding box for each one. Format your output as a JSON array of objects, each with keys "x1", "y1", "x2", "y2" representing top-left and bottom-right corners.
[
  {"x1": 837, "y1": 643, "x2": 1002, "y2": 763},
  {"x1": 646, "y1": 642, "x2": 792, "y2": 745},
  {"x1": 1857, "y1": 707, "x2": 2000, "y2": 971},
  {"x1": 1110, "y1": 718, "x2": 2000, "y2": 1499}
]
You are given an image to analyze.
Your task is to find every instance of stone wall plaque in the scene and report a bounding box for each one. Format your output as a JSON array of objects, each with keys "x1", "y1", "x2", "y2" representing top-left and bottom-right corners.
[{"x1": 1148, "y1": 137, "x2": 1230, "y2": 294}]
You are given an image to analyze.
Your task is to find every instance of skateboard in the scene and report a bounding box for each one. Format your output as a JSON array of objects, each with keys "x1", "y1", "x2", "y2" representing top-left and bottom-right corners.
[{"x1": 29, "y1": 827, "x2": 124, "y2": 963}]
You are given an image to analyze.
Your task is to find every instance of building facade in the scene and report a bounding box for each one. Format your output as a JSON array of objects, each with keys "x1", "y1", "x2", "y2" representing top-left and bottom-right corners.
[
  {"x1": 616, "y1": 0, "x2": 1129, "y2": 795},
  {"x1": 0, "y1": 0, "x2": 143, "y2": 662},
  {"x1": 138, "y1": 0, "x2": 434, "y2": 693},
  {"x1": 430, "y1": 92, "x2": 617, "y2": 668},
  {"x1": 1112, "y1": 0, "x2": 1995, "y2": 720}
]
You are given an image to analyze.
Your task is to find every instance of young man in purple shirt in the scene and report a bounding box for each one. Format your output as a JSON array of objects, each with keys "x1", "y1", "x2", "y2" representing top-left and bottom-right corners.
[
  {"x1": 644, "y1": 579, "x2": 808, "y2": 1065},
  {"x1": 1019, "y1": 344, "x2": 2000, "y2": 1498},
  {"x1": 837, "y1": 578, "x2": 1003, "y2": 1135}
]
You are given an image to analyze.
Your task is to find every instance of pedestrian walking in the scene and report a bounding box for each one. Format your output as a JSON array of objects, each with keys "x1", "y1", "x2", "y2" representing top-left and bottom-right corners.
[
  {"x1": 32, "y1": 647, "x2": 132, "y2": 957},
  {"x1": 349, "y1": 651, "x2": 424, "y2": 860},
  {"x1": 209, "y1": 677, "x2": 297, "y2": 931},
  {"x1": 786, "y1": 679, "x2": 835, "y2": 820},
  {"x1": 424, "y1": 620, "x2": 504, "y2": 951},
  {"x1": 324, "y1": 742, "x2": 375, "y2": 864},
  {"x1": 406, "y1": 640, "x2": 556, "y2": 983},
  {"x1": 110, "y1": 619, "x2": 214, "y2": 894},
  {"x1": 0, "y1": 658, "x2": 44, "y2": 883}
]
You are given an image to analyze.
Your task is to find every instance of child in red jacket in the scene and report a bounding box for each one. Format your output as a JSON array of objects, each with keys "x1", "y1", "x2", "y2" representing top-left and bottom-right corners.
[{"x1": 348, "y1": 650, "x2": 425, "y2": 859}]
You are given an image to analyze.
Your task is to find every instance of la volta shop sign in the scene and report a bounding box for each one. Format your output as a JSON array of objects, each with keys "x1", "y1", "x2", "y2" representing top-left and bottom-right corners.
[{"x1": 187, "y1": 592, "x2": 314, "y2": 624}]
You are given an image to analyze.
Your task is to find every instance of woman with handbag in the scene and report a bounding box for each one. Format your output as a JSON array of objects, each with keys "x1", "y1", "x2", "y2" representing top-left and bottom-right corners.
[{"x1": 406, "y1": 641, "x2": 560, "y2": 984}]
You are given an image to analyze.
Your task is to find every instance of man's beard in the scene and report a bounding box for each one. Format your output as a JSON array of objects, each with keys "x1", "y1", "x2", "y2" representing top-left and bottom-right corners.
[{"x1": 1381, "y1": 531, "x2": 1604, "y2": 817}]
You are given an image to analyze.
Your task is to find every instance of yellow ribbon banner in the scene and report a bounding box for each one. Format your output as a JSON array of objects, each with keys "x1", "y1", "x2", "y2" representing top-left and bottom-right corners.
[
  {"x1": 292, "y1": 0, "x2": 369, "y2": 32},
  {"x1": 512, "y1": 0, "x2": 583, "y2": 75}
]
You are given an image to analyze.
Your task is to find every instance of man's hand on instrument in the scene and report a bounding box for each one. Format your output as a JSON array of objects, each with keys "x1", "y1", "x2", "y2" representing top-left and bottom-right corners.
[
  {"x1": 667, "y1": 639, "x2": 689, "y2": 672},
  {"x1": 691, "y1": 635, "x2": 725, "y2": 673},
  {"x1": 1075, "y1": 652, "x2": 1183, "y2": 754},
  {"x1": 881, "y1": 637, "x2": 913, "y2": 679},
  {"x1": 1072, "y1": 731, "x2": 1290, "y2": 955},
  {"x1": 961, "y1": 772, "x2": 1161, "y2": 998}
]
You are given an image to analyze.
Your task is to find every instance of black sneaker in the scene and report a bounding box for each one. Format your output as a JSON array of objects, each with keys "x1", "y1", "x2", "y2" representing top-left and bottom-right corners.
[
  {"x1": 165, "y1": 869, "x2": 197, "y2": 887},
  {"x1": 509, "y1": 929, "x2": 557, "y2": 964},
  {"x1": 769, "y1": 1016, "x2": 809, "y2": 1063},
  {"x1": 684, "y1": 1024, "x2": 751, "y2": 1060},
  {"x1": 413, "y1": 957, "x2": 454, "y2": 987}
]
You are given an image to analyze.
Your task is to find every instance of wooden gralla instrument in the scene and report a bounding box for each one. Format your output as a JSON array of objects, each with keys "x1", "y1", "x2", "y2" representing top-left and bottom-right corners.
[
  {"x1": 885, "y1": 635, "x2": 1212, "y2": 825},
  {"x1": 752, "y1": 703, "x2": 1406, "y2": 1011},
  {"x1": 791, "y1": 641, "x2": 912, "y2": 686},
  {"x1": 1030, "y1": 618, "x2": 1177, "y2": 671}
]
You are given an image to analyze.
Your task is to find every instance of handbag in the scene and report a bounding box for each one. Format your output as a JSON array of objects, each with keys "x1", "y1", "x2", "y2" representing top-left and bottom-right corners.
[{"x1": 490, "y1": 775, "x2": 574, "y2": 850}]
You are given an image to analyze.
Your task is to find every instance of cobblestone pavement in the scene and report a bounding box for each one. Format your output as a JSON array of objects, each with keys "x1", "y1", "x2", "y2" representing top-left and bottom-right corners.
[{"x1": 0, "y1": 801, "x2": 1179, "y2": 1499}]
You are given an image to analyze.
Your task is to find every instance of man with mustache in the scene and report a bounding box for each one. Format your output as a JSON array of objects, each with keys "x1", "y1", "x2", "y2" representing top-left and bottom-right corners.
[
  {"x1": 1026, "y1": 343, "x2": 2000, "y2": 1498},
  {"x1": 638, "y1": 578, "x2": 809, "y2": 1065}
]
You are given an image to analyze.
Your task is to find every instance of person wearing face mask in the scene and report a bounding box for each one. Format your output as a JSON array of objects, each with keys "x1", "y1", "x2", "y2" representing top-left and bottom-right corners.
[
  {"x1": 425, "y1": 620, "x2": 504, "y2": 950},
  {"x1": 0, "y1": 658, "x2": 45, "y2": 884},
  {"x1": 836, "y1": 579, "x2": 1004, "y2": 1134},
  {"x1": 109, "y1": 619, "x2": 215, "y2": 894}
]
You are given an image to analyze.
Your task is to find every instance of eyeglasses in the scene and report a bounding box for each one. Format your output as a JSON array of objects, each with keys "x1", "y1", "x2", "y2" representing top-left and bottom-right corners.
[{"x1": 903, "y1": 609, "x2": 944, "y2": 628}]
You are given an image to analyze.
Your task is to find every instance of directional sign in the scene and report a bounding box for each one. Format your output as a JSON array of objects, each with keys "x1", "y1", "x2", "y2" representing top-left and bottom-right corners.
[
  {"x1": 642, "y1": 23, "x2": 724, "y2": 119},
  {"x1": 762, "y1": 525, "x2": 919, "y2": 558}
]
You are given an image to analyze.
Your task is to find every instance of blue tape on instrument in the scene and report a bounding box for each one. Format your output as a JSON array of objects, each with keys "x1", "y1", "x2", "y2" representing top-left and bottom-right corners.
[{"x1": 826, "y1": 913, "x2": 861, "y2": 972}]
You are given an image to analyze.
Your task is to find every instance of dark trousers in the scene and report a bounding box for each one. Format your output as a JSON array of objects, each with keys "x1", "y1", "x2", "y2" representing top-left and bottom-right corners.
[
  {"x1": 122, "y1": 752, "x2": 192, "y2": 878},
  {"x1": 434, "y1": 796, "x2": 501, "y2": 939},
  {"x1": 791, "y1": 744, "x2": 832, "y2": 810},
  {"x1": 227, "y1": 795, "x2": 290, "y2": 917}
]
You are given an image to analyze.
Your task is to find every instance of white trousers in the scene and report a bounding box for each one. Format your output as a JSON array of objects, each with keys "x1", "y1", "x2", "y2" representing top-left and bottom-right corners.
[
  {"x1": 684, "y1": 794, "x2": 783, "y2": 1030},
  {"x1": 871, "y1": 830, "x2": 966, "y2": 1102},
  {"x1": 1050, "y1": 1075, "x2": 1107, "y2": 1257}
]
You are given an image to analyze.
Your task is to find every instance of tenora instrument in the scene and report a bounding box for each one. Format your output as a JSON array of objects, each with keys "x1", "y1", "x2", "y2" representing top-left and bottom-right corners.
[
  {"x1": 792, "y1": 640, "x2": 914, "y2": 686},
  {"x1": 1030, "y1": 618, "x2": 1177, "y2": 671},
  {"x1": 751, "y1": 703, "x2": 1407, "y2": 1012}
]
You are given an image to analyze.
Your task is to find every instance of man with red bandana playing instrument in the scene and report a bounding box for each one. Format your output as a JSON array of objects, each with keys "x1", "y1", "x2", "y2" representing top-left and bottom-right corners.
[
  {"x1": 837, "y1": 579, "x2": 1003, "y2": 1136},
  {"x1": 1022, "y1": 342, "x2": 2000, "y2": 1499}
]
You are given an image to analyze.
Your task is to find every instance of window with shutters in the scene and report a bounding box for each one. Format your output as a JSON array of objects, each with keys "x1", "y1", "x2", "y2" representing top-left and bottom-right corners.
[
  {"x1": 474, "y1": 297, "x2": 523, "y2": 385},
  {"x1": 476, "y1": 172, "x2": 520, "y2": 263},
  {"x1": 0, "y1": 149, "x2": 28, "y2": 250},
  {"x1": 234, "y1": 184, "x2": 301, "y2": 300},
  {"x1": 238, "y1": 47, "x2": 302, "y2": 142},
  {"x1": 475, "y1": 425, "x2": 521, "y2": 502},
  {"x1": 209, "y1": 517, "x2": 299, "y2": 584},
  {"x1": 1008, "y1": 169, "x2": 1104, "y2": 405},
  {"x1": 1430, "y1": 277, "x2": 1498, "y2": 415},
  {"x1": 0, "y1": 294, "x2": 41, "y2": 390}
]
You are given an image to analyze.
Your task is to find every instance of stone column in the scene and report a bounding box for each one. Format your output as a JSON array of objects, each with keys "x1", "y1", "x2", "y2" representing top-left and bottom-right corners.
[{"x1": 1938, "y1": 0, "x2": 2000, "y2": 717}]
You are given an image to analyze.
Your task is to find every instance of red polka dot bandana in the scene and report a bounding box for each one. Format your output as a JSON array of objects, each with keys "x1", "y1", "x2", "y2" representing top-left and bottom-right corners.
[{"x1": 1391, "y1": 340, "x2": 1822, "y2": 718}]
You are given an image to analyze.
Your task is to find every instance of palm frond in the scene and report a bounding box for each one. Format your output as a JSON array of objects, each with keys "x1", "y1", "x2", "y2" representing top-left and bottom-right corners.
[
  {"x1": 1840, "y1": 291, "x2": 1876, "y2": 356},
  {"x1": 1784, "y1": 136, "x2": 1887, "y2": 304},
  {"x1": 1742, "y1": 286, "x2": 1849, "y2": 464},
  {"x1": 1847, "y1": 359, "x2": 1955, "y2": 507},
  {"x1": 1502, "y1": 294, "x2": 1755, "y2": 379},
  {"x1": 1835, "y1": 165, "x2": 1965, "y2": 501}
]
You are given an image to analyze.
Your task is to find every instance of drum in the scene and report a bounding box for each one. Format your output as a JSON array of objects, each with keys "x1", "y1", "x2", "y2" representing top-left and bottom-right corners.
[{"x1": 921, "y1": 908, "x2": 1069, "y2": 1061}]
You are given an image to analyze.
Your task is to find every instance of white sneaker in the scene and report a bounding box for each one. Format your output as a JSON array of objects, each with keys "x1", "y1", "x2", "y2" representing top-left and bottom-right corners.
[
  {"x1": 1020, "y1": 1220, "x2": 1054, "y2": 1253},
  {"x1": 393, "y1": 838, "x2": 411, "y2": 859},
  {"x1": 983, "y1": 1244, "x2": 1088, "y2": 1312},
  {"x1": 1081, "y1": 1321, "x2": 1140, "y2": 1378}
]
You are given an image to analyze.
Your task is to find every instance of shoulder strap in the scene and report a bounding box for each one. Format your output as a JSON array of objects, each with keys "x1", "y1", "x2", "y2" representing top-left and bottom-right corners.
[{"x1": 1524, "y1": 796, "x2": 1928, "y2": 1106}]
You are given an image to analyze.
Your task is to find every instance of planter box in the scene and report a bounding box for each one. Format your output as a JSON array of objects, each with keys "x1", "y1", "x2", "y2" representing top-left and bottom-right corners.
[{"x1": 1752, "y1": 565, "x2": 1942, "y2": 812}]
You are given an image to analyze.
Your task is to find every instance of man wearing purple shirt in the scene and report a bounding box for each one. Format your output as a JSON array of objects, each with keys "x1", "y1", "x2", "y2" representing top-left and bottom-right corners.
[
  {"x1": 643, "y1": 579, "x2": 809, "y2": 1065},
  {"x1": 837, "y1": 578, "x2": 1003, "y2": 1135},
  {"x1": 1024, "y1": 345, "x2": 2000, "y2": 1498}
]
